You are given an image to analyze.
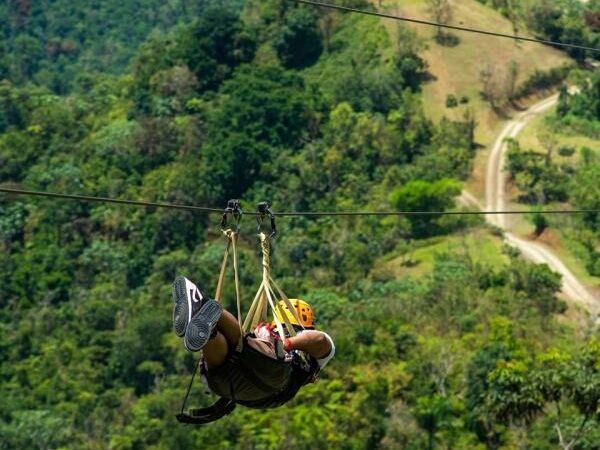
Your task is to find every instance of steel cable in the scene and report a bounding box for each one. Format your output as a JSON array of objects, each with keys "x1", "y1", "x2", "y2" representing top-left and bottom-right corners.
[
  {"x1": 290, "y1": 0, "x2": 600, "y2": 53},
  {"x1": 2, "y1": 187, "x2": 599, "y2": 217}
]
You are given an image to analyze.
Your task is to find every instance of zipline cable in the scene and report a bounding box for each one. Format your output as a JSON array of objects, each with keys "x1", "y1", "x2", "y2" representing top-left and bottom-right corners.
[
  {"x1": 2, "y1": 187, "x2": 599, "y2": 217},
  {"x1": 274, "y1": 209, "x2": 600, "y2": 217},
  {"x1": 290, "y1": 0, "x2": 600, "y2": 54},
  {"x1": 0, "y1": 187, "x2": 222, "y2": 213}
]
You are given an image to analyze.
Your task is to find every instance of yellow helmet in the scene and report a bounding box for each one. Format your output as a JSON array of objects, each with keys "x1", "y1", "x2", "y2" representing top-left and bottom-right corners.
[{"x1": 274, "y1": 299, "x2": 315, "y2": 329}]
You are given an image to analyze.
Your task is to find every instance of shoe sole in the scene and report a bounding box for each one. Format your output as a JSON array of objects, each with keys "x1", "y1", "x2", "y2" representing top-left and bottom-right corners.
[
  {"x1": 184, "y1": 299, "x2": 223, "y2": 352},
  {"x1": 172, "y1": 276, "x2": 190, "y2": 337}
]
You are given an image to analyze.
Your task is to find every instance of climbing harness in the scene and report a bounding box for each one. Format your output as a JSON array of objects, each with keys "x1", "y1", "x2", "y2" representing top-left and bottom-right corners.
[{"x1": 176, "y1": 200, "x2": 308, "y2": 424}]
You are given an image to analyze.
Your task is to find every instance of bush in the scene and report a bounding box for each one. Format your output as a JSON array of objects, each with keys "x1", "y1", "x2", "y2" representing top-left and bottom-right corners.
[
  {"x1": 515, "y1": 66, "x2": 571, "y2": 99},
  {"x1": 529, "y1": 210, "x2": 549, "y2": 236},
  {"x1": 586, "y1": 256, "x2": 600, "y2": 277},
  {"x1": 446, "y1": 94, "x2": 458, "y2": 108},
  {"x1": 558, "y1": 146, "x2": 575, "y2": 157},
  {"x1": 435, "y1": 31, "x2": 460, "y2": 46},
  {"x1": 389, "y1": 178, "x2": 462, "y2": 238}
]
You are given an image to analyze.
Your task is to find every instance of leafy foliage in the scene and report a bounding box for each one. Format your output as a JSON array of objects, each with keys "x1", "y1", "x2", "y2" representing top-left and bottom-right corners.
[
  {"x1": 477, "y1": 0, "x2": 600, "y2": 63},
  {"x1": 274, "y1": 7, "x2": 323, "y2": 69},
  {"x1": 0, "y1": 1, "x2": 597, "y2": 449},
  {"x1": 505, "y1": 137, "x2": 576, "y2": 204},
  {"x1": 507, "y1": 72, "x2": 600, "y2": 277},
  {"x1": 0, "y1": 0, "x2": 208, "y2": 93},
  {"x1": 555, "y1": 71, "x2": 600, "y2": 138},
  {"x1": 389, "y1": 179, "x2": 462, "y2": 238}
]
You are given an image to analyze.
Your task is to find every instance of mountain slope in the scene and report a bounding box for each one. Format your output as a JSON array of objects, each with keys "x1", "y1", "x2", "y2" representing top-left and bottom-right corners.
[{"x1": 381, "y1": 0, "x2": 571, "y2": 143}]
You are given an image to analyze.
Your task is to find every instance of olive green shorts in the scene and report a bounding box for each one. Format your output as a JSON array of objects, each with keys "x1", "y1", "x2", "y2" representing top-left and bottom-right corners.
[{"x1": 206, "y1": 337, "x2": 293, "y2": 404}]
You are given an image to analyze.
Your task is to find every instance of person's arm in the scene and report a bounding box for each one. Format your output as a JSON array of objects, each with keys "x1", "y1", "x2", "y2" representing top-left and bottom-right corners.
[{"x1": 284, "y1": 330, "x2": 333, "y2": 359}]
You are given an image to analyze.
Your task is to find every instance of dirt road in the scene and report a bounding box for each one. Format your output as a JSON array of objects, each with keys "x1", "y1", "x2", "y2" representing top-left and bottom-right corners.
[{"x1": 483, "y1": 94, "x2": 599, "y2": 314}]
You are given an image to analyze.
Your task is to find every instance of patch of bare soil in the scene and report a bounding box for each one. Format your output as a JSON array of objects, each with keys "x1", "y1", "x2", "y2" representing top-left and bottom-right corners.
[{"x1": 533, "y1": 227, "x2": 562, "y2": 249}]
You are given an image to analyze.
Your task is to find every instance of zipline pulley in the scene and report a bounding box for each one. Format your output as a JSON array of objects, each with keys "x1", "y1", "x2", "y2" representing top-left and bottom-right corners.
[
  {"x1": 257, "y1": 201, "x2": 276, "y2": 238},
  {"x1": 221, "y1": 199, "x2": 242, "y2": 233}
]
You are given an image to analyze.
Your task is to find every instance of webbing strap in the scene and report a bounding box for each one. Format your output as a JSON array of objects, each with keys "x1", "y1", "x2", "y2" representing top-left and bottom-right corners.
[
  {"x1": 242, "y1": 232, "x2": 304, "y2": 340},
  {"x1": 241, "y1": 283, "x2": 263, "y2": 332},
  {"x1": 231, "y1": 232, "x2": 244, "y2": 351},
  {"x1": 179, "y1": 357, "x2": 202, "y2": 416},
  {"x1": 219, "y1": 229, "x2": 244, "y2": 350},
  {"x1": 175, "y1": 397, "x2": 236, "y2": 424},
  {"x1": 214, "y1": 228, "x2": 244, "y2": 350},
  {"x1": 214, "y1": 239, "x2": 231, "y2": 302},
  {"x1": 269, "y1": 276, "x2": 301, "y2": 334}
]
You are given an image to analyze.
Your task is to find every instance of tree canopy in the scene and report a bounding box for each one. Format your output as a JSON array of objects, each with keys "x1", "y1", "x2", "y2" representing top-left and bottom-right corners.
[{"x1": 0, "y1": 1, "x2": 598, "y2": 449}]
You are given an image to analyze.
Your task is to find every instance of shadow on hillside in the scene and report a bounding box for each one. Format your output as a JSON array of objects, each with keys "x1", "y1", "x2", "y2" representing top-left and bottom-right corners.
[
  {"x1": 422, "y1": 71, "x2": 438, "y2": 83},
  {"x1": 401, "y1": 259, "x2": 420, "y2": 268},
  {"x1": 435, "y1": 32, "x2": 460, "y2": 47},
  {"x1": 478, "y1": 92, "x2": 513, "y2": 119}
]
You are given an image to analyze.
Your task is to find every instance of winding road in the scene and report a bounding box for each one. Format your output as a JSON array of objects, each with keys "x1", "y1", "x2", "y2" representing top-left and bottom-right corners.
[{"x1": 481, "y1": 94, "x2": 599, "y2": 315}]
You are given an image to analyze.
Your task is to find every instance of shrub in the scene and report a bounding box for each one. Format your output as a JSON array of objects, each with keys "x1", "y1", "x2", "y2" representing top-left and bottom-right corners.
[
  {"x1": 274, "y1": 8, "x2": 323, "y2": 69},
  {"x1": 446, "y1": 94, "x2": 458, "y2": 108},
  {"x1": 529, "y1": 210, "x2": 549, "y2": 236},
  {"x1": 515, "y1": 66, "x2": 571, "y2": 99}
]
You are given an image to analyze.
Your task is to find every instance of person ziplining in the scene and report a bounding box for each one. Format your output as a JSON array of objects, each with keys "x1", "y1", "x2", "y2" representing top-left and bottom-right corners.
[{"x1": 171, "y1": 201, "x2": 335, "y2": 424}]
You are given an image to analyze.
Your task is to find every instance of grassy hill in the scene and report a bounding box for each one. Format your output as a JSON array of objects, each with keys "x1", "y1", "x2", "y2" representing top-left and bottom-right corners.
[
  {"x1": 373, "y1": 225, "x2": 508, "y2": 279},
  {"x1": 377, "y1": 0, "x2": 573, "y2": 201},
  {"x1": 518, "y1": 105, "x2": 599, "y2": 155},
  {"x1": 380, "y1": 0, "x2": 571, "y2": 141}
]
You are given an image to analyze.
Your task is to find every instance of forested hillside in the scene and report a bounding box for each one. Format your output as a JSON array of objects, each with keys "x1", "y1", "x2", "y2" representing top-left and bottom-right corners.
[
  {"x1": 0, "y1": 0, "x2": 599, "y2": 449},
  {"x1": 0, "y1": 0, "x2": 206, "y2": 93}
]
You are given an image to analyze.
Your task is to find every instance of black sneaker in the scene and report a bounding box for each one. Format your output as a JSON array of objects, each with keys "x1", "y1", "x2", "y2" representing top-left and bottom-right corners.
[{"x1": 172, "y1": 276, "x2": 222, "y2": 351}]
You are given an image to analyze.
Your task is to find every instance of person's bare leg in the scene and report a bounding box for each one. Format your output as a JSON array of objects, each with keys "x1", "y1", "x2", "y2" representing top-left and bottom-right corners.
[
  {"x1": 202, "y1": 309, "x2": 242, "y2": 368},
  {"x1": 203, "y1": 332, "x2": 230, "y2": 368},
  {"x1": 216, "y1": 309, "x2": 241, "y2": 346}
]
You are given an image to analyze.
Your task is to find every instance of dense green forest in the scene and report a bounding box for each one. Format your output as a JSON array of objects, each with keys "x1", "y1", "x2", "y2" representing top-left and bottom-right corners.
[
  {"x1": 0, "y1": 0, "x2": 212, "y2": 93},
  {"x1": 0, "y1": 0, "x2": 599, "y2": 449}
]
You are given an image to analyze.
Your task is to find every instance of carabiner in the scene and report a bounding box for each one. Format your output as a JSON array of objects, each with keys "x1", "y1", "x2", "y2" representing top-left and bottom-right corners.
[
  {"x1": 256, "y1": 201, "x2": 276, "y2": 238},
  {"x1": 220, "y1": 199, "x2": 242, "y2": 233}
]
